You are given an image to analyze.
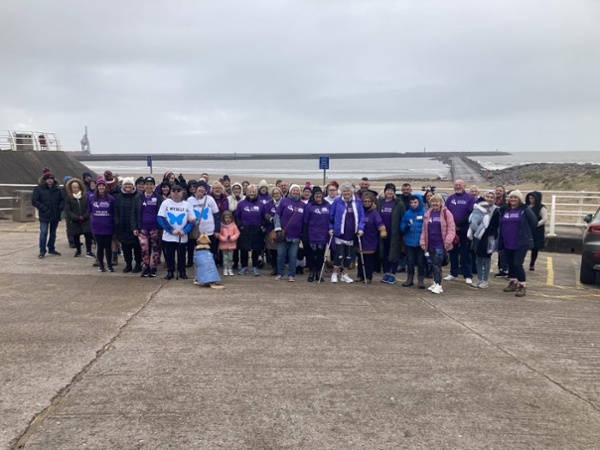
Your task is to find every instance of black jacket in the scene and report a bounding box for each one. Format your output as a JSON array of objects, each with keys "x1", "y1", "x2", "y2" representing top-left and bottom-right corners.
[
  {"x1": 64, "y1": 178, "x2": 91, "y2": 236},
  {"x1": 114, "y1": 191, "x2": 139, "y2": 244},
  {"x1": 32, "y1": 177, "x2": 64, "y2": 222},
  {"x1": 376, "y1": 196, "x2": 406, "y2": 261}
]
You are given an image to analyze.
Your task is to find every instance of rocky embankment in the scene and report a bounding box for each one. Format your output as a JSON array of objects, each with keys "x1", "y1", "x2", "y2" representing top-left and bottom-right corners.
[{"x1": 485, "y1": 162, "x2": 600, "y2": 190}]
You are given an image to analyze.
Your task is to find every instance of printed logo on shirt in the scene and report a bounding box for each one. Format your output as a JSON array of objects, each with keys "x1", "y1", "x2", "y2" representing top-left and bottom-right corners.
[
  {"x1": 193, "y1": 208, "x2": 210, "y2": 221},
  {"x1": 451, "y1": 198, "x2": 468, "y2": 205},
  {"x1": 382, "y1": 206, "x2": 393, "y2": 214},
  {"x1": 244, "y1": 206, "x2": 260, "y2": 212},
  {"x1": 168, "y1": 213, "x2": 186, "y2": 225},
  {"x1": 429, "y1": 215, "x2": 441, "y2": 223}
]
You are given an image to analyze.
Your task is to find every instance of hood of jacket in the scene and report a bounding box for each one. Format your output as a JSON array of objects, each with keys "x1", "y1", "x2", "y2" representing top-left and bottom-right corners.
[
  {"x1": 65, "y1": 178, "x2": 86, "y2": 197},
  {"x1": 409, "y1": 193, "x2": 425, "y2": 212},
  {"x1": 38, "y1": 175, "x2": 59, "y2": 188}
]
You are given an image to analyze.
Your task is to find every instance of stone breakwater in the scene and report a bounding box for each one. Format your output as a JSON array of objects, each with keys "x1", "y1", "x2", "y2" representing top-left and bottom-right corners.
[{"x1": 486, "y1": 162, "x2": 600, "y2": 188}]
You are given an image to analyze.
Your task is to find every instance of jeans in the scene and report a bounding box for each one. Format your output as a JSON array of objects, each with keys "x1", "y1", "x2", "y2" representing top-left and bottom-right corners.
[
  {"x1": 449, "y1": 230, "x2": 472, "y2": 278},
  {"x1": 39, "y1": 220, "x2": 59, "y2": 254},
  {"x1": 405, "y1": 246, "x2": 425, "y2": 278},
  {"x1": 277, "y1": 239, "x2": 300, "y2": 277},
  {"x1": 475, "y1": 256, "x2": 492, "y2": 281}
]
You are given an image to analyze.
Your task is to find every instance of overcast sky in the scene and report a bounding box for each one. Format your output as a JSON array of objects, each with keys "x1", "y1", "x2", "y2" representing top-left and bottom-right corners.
[{"x1": 1, "y1": 0, "x2": 599, "y2": 154}]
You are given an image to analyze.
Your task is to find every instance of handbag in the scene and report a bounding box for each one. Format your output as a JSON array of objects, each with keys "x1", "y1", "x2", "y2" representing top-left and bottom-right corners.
[
  {"x1": 443, "y1": 208, "x2": 460, "y2": 246},
  {"x1": 270, "y1": 206, "x2": 299, "y2": 243}
]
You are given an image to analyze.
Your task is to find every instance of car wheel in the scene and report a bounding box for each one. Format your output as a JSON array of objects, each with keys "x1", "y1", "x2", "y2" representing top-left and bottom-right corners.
[{"x1": 580, "y1": 258, "x2": 597, "y2": 285}]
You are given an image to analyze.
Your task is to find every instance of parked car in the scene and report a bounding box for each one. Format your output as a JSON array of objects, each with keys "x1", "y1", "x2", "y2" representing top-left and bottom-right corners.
[{"x1": 580, "y1": 207, "x2": 600, "y2": 285}]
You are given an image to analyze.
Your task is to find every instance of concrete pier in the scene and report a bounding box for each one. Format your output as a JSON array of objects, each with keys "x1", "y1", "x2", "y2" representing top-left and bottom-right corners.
[{"x1": 1, "y1": 221, "x2": 599, "y2": 449}]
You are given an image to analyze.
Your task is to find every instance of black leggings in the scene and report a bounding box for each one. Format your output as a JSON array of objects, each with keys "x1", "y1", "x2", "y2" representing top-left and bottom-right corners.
[
  {"x1": 306, "y1": 244, "x2": 326, "y2": 272},
  {"x1": 74, "y1": 233, "x2": 93, "y2": 253},
  {"x1": 529, "y1": 248, "x2": 539, "y2": 268},
  {"x1": 506, "y1": 248, "x2": 527, "y2": 282},
  {"x1": 95, "y1": 234, "x2": 113, "y2": 268},
  {"x1": 122, "y1": 242, "x2": 142, "y2": 267}
]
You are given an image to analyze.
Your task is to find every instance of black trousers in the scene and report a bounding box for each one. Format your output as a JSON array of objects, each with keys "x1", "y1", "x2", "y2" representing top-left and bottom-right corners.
[
  {"x1": 122, "y1": 241, "x2": 142, "y2": 267},
  {"x1": 163, "y1": 240, "x2": 187, "y2": 274},
  {"x1": 94, "y1": 234, "x2": 113, "y2": 268}
]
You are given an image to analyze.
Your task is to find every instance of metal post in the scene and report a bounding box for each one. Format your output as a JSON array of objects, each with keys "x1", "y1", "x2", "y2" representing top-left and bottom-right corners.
[
  {"x1": 323, "y1": 169, "x2": 326, "y2": 187},
  {"x1": 548, "y1": 194, "x2": 557, "y2": 236}
]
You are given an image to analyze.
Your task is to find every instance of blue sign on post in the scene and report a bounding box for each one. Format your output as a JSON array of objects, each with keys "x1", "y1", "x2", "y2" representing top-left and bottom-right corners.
[
  {"x1": 319, "y1": 156, "x2": 329, "y2": 170},
  {"x1": 146, "y1": 155, "x2": 153, "y2": 174}
]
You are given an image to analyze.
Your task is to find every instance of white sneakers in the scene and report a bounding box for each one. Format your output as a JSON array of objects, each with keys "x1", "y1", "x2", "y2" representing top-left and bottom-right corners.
[
  {"x1": 444, "y1": 275, "x2": 458, "y2": 281},
  {"x1": 431, "y1": 284, "x2": 443, "y2": 294},
  {"x1": 331, "y1": 273, "x2": 353, "y2": 283},
  {"x1": 223, "y1": 269, "x2": 229, "y2": 276},
  {"x1": 465, "y1": 278, "x2": 473, "y2": 285},
  {"x1": 428, "y1": 282, "x2": 437, "y2": 291},
  {"x1": 341, "y1": 274, "x2": 354, "y2": 283}
]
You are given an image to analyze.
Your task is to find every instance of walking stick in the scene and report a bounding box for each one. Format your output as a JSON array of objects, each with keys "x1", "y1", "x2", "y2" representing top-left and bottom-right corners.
[
  {"x1": 176, "y1": 232, "x2": 181, "y2": 280},
  {"x1": 318, "y1": 234, "x2": 334, "y2": 284},
  {"x1": 357, "y1": 234, "x2": 368, "y2": 284}
]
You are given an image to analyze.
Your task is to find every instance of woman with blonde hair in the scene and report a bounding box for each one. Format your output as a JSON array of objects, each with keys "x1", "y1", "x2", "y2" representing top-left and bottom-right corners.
[{"x1": 420, "y1": 194, "x2": 456, "y2": 294}]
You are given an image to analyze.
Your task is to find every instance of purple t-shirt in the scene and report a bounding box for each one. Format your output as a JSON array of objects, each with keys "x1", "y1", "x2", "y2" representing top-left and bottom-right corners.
[
  {"x1": 446, "y1": 193, "x2": 475, "y2": 227},
  {"x1": 361, "y1": 208, "x2": 384, "y2": 252},
  {"x1": 276, "y1": 198, "x2": 304, "y2": 240},
  {"x1": 380, "y1": 200, "x2": 394, "y2": 232},
  {"x1": 427, "y1": 211, "x2": 444, "y2": 250},
  {"x1": 234, "y1": 198, "x2": 265, "y2": 227},
  {"x1": 501, "y1": 209, "x2": 522, "y2": 250},
  {"x1": 341, "y1": 201, "x2": 355, "y2": 241},
  {"x1": 303, "y1": 202, "x2": 331, "y2": 245},
  {"x1": 141, "y1": 194, "x2": 159, "y2": 230}
]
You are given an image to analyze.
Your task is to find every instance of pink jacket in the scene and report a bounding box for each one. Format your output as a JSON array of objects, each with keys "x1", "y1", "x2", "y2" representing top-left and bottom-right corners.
[
  {"x1": 218, "y1": 222, "x2": 240, "y2": 250},
  {"x1": 420, "y1": 207, "x2": 456, "y2": 250}
]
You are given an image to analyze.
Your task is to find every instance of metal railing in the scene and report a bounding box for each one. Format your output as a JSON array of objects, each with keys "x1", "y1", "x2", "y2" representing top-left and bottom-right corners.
[
  {"x1": 546, "y1": 192, "x2": 600, "y2": 236},
  {"x1": 0, "y1": 184, "x2": 36, "y2": 212},
  {"x1": 0, "y1": 130, "x2": 61, "y2": 152}
]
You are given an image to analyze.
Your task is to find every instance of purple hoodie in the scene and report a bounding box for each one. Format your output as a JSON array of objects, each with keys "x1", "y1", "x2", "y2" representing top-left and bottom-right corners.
[
  {"x1": 88, "y1": 193, "x2": 115, "y2": 235},
  {"x1": 303, "y1": 201, "x2": 331, "y2": 245},
  {"x1": 276, "y1": 197, "x2": 304, "y2": 240}
]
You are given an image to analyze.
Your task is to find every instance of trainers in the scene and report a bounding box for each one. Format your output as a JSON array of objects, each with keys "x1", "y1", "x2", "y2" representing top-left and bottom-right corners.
[
  {"x1": 86, "y1": 251, "x2": 95, "y2": 258},
  {"x1": 228, "y1": 269, "x2": 234, "y2": 276},
  {"x1": 387, "y1": 275, "x2": 396, "y2": 285},
  {"x1": 494, "y1": 271, "x2": 508, "y2": 278},
  {"x1": 341, "y1": 273, "x2": 354, "y2": 283},
  {"x1": 150, "y1": 267, "x2": 157, "y2": 277},
  {"x1": 478, "y1": 281, "x2": 489, "y2": 289},
  {"x1": 223, "y1": 269, "x2": 229, "y2": 276},
  {"x1": 275, "y1": 275, "x2": 283, "y2": 281},
  {"x1": 107, "y1": 266, "x2": 114, "y2": 273},
  {"x1": 141, "y1": 267, "x2": 150, "y2": 278},
  {"x1": 48, "y1": 250, "x2": 61, "y2": 256},
  {"x1": 381, "y1": 275, "x2": 390, "y2": 284},
  {"x1": 444, "y1": 274, "x2": 458, "y2": 281},
  {"x1": 288, "y1": 276, "x2": 295, "y2": 282},
  {"x1": 74, "y1": 251, "x2": 82, "y2": 257},
  {"x1": 470, "y1": 280, "x2": 481, "y2": 288},
  {"x1": 252, "y1": 267, "x2": 260, "y2": 276},
  {"x1": 38, "y1": 253, "x2": 45, "y2": 259},
  {"x1": 529, "y1": 266, "x2": 535, "y2": 271},
  {"x1": 98, "y1": 265, "x2": 105, "y2": 272},
  {"x1": 465, "y1": 278, "x2": 473, "y2": 285},
  {"x1": 431, "y1": 284, "x2": 443, "y2": 294},
  {"x1": 428, "y1": 282, "x2": 437, "y2": 291},
  {"x1": 238, "y1": 267, "x2": 248, "y2": 275},
  {"x1": 331, "y1": 273, "x2": 338, "y2": 283}
]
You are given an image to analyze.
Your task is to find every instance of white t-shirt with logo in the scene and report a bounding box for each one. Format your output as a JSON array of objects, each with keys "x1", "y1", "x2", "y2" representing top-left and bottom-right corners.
[
  {"x1": 158, "y1": 199, "x2": 195, "y2": 243},
  {"x1": 187, "y1": 195, "x2": 219, "y2": 235}
]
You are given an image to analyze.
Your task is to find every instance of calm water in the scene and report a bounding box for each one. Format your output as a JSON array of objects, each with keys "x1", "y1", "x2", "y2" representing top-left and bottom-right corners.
[{"x1": 85, "y1": 151, "x2": 599, "y2": 181}]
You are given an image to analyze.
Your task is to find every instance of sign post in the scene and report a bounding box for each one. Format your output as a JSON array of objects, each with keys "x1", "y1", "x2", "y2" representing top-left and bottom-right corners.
[
  {"x1": 146, "y1": 155, "x2": 153, "y2": 174},
  {"x1": 319, "y1": 155, "x2": 329, "y2": 186}
]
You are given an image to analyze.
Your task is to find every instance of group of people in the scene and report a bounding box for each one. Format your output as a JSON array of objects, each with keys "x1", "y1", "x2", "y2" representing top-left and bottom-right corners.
[{"x1": 32, "y1": 168, "x2": 547, "y2": 296}]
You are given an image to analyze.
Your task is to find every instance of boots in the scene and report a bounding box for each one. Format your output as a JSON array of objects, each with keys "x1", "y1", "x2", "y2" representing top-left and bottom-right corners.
[
  {"x1": 402, "y1": 275, "x2": 414, "y2": 287},
  {"x1": 112, "y1": 254, "x2": 119, "y2": 266},
  {"x1": 503, "y1": 280, "x2": 519, "y2": 292},
  {"x1": 164, "y1": 271, "x2": 174, "y2": 280},
  {"x1": 515, "y1": 284, "x2": 526, "y2": 297},
  {"x1": 132, "y1": 263, "x2": 142, "y2": 273},
  {"x1": 307, "y1": 270, "x2": 315, "y2": 282},
  {"x1": 417, "y1": 277, "x2": 425, "y2": 289},
  {"x1": 123, "y1": 264, "x2": 133, "y2": 273}
]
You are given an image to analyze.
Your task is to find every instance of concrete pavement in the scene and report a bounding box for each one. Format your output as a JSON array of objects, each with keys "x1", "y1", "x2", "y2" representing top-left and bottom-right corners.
[{"x1": 2, "y1": 221, "x2": 600, "y2": 449}]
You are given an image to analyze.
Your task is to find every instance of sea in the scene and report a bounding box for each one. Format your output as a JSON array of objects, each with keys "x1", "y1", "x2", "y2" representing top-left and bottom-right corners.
[{"x1": 84, "y1": 151, "x2": 599, "y2": 182}]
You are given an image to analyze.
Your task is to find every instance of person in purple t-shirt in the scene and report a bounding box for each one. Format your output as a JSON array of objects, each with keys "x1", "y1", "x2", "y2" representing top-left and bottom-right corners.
[
  {"x1": 274, "y1": 184, "x2": 305, "y2": 281},
  {"x1": 420, "y1": 194, "x2": 456, "y2": 294},
  {"x1": 354, "y1": 193, "x2": 386, "y2": 283},
  {"x1": 498, "y1": 190, "x2": 537, "y2": 297},
  {"x1": 132, "y1": 177, "x2": 163, "y2": 278},
  {"x1": 303, "y1": 186, "x2": 331, "y2": 282},
  {"x1": 445, "y1": 179, "x2": 476, "y2": 284},
  {"x1": 234, "y1": 185, "x2": 266, "y2": 276},
  {"x1": 88, "y1": 179, "x2": 116, "y2": 273}
]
